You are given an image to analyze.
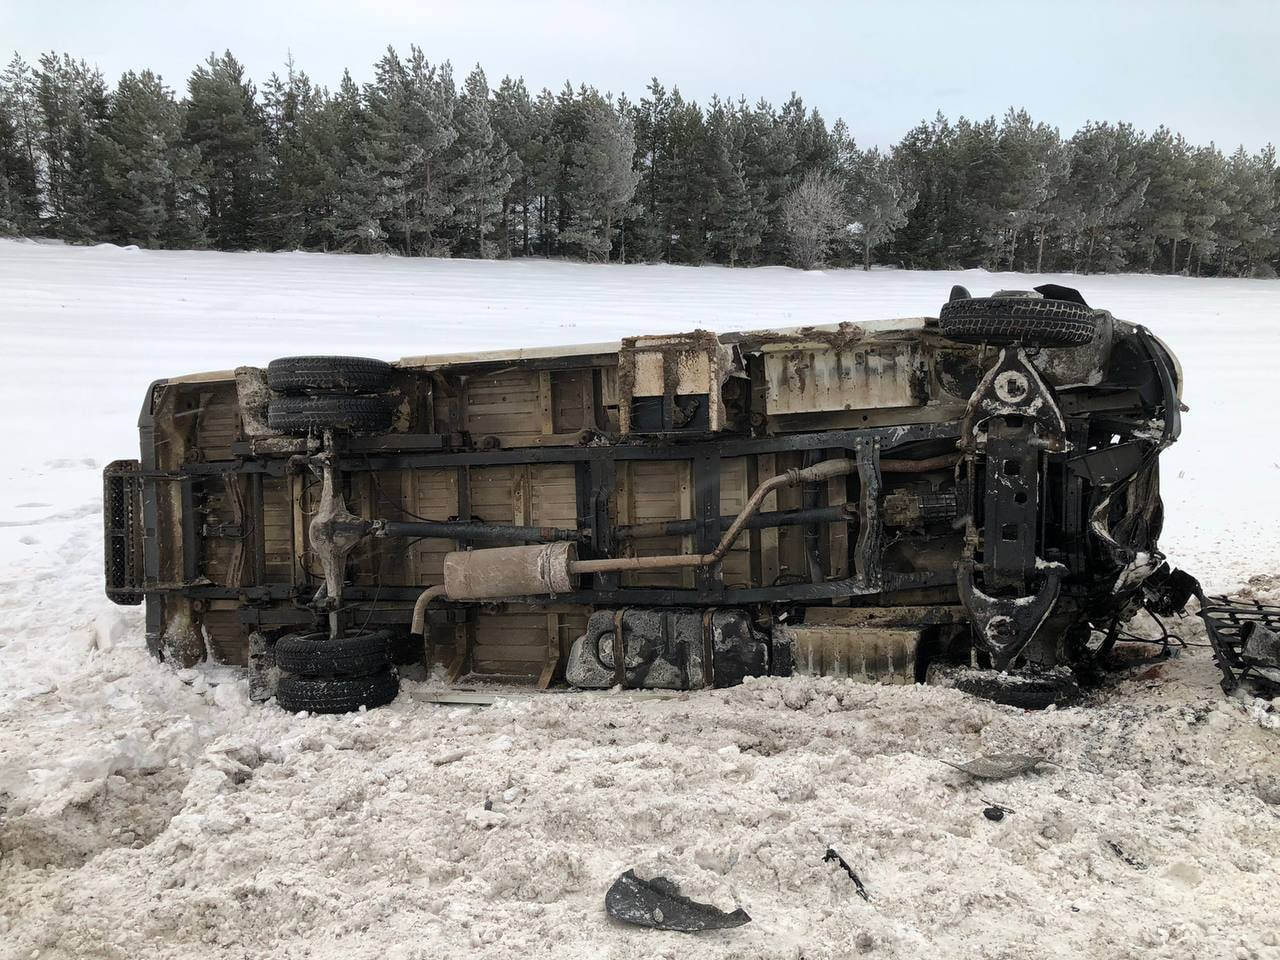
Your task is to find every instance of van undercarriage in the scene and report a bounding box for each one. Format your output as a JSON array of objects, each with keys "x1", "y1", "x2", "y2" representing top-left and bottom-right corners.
[{"x1": 103, "y1": 286, "x2": 1192, "y2": 712}]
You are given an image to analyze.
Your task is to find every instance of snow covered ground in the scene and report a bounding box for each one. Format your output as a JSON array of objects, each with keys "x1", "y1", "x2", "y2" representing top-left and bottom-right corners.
[{"x1": 1, "y1": 240, "x2": 1278, "y2": 959}]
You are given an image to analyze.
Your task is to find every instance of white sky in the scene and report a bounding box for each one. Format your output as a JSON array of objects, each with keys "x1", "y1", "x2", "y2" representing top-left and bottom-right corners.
[{"x1": 3, "y1": 0, "x2": 1278, "y2": 151}]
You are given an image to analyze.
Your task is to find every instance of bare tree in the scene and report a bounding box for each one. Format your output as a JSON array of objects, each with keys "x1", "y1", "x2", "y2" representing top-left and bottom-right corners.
[{"x1": 780, "y1": 170, "x2": 846, "y2": 269}]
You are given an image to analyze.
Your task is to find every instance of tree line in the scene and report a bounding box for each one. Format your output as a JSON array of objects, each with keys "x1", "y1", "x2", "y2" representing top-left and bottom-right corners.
[{"x1": 1, "y1": 48, "x2": 1277, "y2": 276}]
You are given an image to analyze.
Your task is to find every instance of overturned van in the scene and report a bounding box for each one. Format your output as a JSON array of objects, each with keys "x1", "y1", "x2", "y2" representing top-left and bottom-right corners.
[{"x1": 104, "y1": 285, "x2": 1191, "y2": 712}]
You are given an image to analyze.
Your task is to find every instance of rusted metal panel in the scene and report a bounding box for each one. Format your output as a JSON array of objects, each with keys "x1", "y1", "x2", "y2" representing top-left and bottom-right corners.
[{"x1": 763, "y1": 343, "x2": 925, "y2": 416}]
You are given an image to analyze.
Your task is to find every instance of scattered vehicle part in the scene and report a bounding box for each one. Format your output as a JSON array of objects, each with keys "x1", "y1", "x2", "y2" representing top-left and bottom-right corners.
[
  {"x1": 823, "y1": 847, "x2": 870, "y2": 900},
  {"x1": 102, "y1": 287, "x2": 1193, "y2": 710},
  {"x1": 605, "y1": 870, "x2": 751, "y2": 932},
  {"x1": 939, "y1": 753, "x2": 1053, "y2": 780},
  {"x1": 982, "y1": 805, "x2": 1005, "y2": 822},
  {"x1": 1106, "y1": 840, "x2": 1147, "y2": 869},
  {"x1": 928, "y1": 665, "x2": 1081, "y2": 710},
  {"x1": 1196, "y1": 589, "x2": 1280, "y2": 693}
]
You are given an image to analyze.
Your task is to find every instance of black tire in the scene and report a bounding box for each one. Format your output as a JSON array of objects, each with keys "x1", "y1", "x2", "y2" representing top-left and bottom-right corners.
[
  {"x1": 267, "y1": 356, "x2": 393, "y2": 394},
  {"x1": 276, "y1": 630, "x2": 392, "y2": 678},
  {"x1": 936, "y1": 666, "x2": 1080, "y2": 710},
  {"x1": 939, "y1": 297, "x2": 1098, "y2": 347},
  {"x1": 267, "y1": 394, "x2": 392, "y2": 433},
  {"x1": 389, "y1": 630, "x2": 425, "y2": 666},
  {"x1": 276, "y1": 668, "x2": 399, "y2": 714}
]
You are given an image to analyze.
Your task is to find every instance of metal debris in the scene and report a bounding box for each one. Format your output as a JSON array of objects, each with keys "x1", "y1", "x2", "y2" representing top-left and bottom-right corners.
[
  {"x1": 939, "y1": 752, "x2": 1056, "y2": 780},
  {"x1": 605, "y1": 870, "x2": 751, "y2": 933},
  {"x1": 983, "y1": 806, "x2": 1005, "y2": 822},
  {"x1": 1107, "y1": 840, "x2": 1147, "y2": 869},
  {"x1": 823, "y1": 848, "x2": 870, "y2": 901}
]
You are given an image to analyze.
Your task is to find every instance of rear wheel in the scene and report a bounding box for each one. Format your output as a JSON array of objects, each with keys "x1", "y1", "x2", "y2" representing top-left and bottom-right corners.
[
  {"x1": 267, "y1": 394, "x2": 392, "y2": 433},
  {"x1": 275, "y1": 629, "x2": 392, "y2": 678},
  {"x1": 276, "y1": 668, "x2": 399, "y2": 714},
  {"x1": 267, "y1": 356, "x2": 393, "y2": 394}
]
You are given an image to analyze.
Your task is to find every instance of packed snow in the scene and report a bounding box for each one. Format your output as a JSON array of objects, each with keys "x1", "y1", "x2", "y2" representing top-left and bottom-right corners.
[{"x1": 1, "y1": 240, "x2": 1278, "y2": 959}]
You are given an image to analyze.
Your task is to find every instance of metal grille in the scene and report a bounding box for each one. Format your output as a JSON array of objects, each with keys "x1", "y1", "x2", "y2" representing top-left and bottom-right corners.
[{"x1": 1198, "y1": 594, "x2": 1280, "y2": 692}]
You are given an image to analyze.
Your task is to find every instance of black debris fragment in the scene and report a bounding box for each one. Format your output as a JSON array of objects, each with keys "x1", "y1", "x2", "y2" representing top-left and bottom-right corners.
[
  {"x1": 983, "y1": 806, "x2": 1005, "y2": 822},
  {"x1": 1107, "y1": 841, "x2": 1147, "y2": 869},
  {"x1": 605, "y1": 869, "x2": 751, "y2": 932},
  {"x1": 823, "y1": 847, "x2": 870, "y2": 901}
]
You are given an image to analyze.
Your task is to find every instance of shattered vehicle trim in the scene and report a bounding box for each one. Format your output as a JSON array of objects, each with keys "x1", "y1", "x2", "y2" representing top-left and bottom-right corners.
[{"x1": 103, "y1": 286, "x2": 1191, "y2": 708}]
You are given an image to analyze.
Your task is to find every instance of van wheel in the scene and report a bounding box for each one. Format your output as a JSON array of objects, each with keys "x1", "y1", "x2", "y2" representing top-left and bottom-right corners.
[
  {"x1": 276, "y1": 668, "x2": 399, "y2": 714},
  {"x1": 275, "y1": 630, "x2": 392, "y2": 678},
  {"x1": 939, "y1": 297, "x2": 1098, "y2": 347},
  {"x1": 267, "y1": 356, "x2": 393, "y2": 394},
  {"x1": 267, "y1": 394, "x2": 392, "y2": 433}
]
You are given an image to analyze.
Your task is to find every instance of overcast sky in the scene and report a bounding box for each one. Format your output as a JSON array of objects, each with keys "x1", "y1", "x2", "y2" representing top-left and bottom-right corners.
[{"x1": 4, "y1": 0, "x2": 1278, "y2": 151}]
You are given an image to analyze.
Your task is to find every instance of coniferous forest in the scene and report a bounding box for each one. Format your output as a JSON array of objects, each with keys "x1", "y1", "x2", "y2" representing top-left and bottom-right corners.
[{"x1": 1, "y1": 47, "x2": 1277, "y2": 276}]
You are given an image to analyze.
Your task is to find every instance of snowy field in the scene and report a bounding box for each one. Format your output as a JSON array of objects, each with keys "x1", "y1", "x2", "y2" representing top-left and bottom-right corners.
[{"x1": 1, "y1": 240, "x2": 1279, "y2": 959}]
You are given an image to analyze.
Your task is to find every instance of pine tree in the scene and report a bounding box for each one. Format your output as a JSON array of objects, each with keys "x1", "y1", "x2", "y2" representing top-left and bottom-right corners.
[
  {"x1": 1179, "y1": 144, "x2": 1228, "y2": 275},
  {"x1": 629, "y1": 78, "x2": 675, "y2": 262},
  {"x1": 313, "y1": 70, "x2": 372, "y2": 251},
  {"x1": 0, "y1": 62, "x2": 40, "y2": 233},
  {"x1": 664, "y1": 97, "x2": 716, "y2": 264},
  {"x1": 1215, "y1": 145, "x2": 1278, "y2": 275},
  {"x1": 33, "y1": 53, "x2": 112, "y2": 240},
  {"x1": 559, "y1": 91, "x2": 639, "y2": 261},
  {"x1": 261, "y1": 56, "x2": 326, "y2": 250},
  {"x1": 449, "y1": 66, "x2": 513, "y2": 257},
  {"x1": 1133, "y1": 127, "x2": 1192, "y2": 272},
  {"x1": 847, "y1": 148, "x2": 917, "y2": 270},
  {"x1": 991, "y1": 109, "x2": 1065, "y2": 271},
  {"x1": 741, "y1": 99, "x2": 799, "y2": 264},
  {"x1": 363, "y1": 46, "x2": 457, "y2": 256},
  {"x1": 100, "y1": 70, "x2": 202, "y2": 247},
  {"x1": 184, "y1": 52, "x2": 267, "y2": 249},
  {"x1": 492, "y1": 76, "x2": 539, "y2": 256},
  {"x1": 705, "y1": 100, "x2": 762, "y2": 266},
  {"x1": 1060, "y1": 122, "x2": 1148, "y2": 273}
]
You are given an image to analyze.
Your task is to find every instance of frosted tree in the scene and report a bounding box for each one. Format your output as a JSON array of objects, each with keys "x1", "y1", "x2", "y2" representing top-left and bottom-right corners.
[
  {"x1": 184, "y1": 52, "x2": 267, "y2": 249},
  {"x1": 449, "y1": 66, "x2": 513, "y2": 257},
  {"x1": 362, "y1": 47, "x2": 457, "y2": 256},
  {"x1": 1059, "y1": 122, "x2": 1148, "y2": 273},
  {"x1": 846, "y1": 148, "x2": 917, "y2": 270},
  {"x1": 0, "y1": 63, "x2": 40, "y2": 233},
  {"x1": 1215, "y1": 145, "x2": 1278, "y2": 276},
  {"x1": 101, "y1": 70, "x2": 202, "y2": 247},
  {"x1": 780, "y1": 169, "x2": 846, "y2": 269},
  {"x1": 706, "y1": 101, "x2": 763, "y2": 266},
  {"x1": 992, "y1": 109, "x2": 1066, "y2": 271},
  {"x1": 492, "y1": 76, "x2": 539, "y2": 256},
  {"x1": 560, "y1": 93, "x2": 639, "y2": 261},
  {"x1": 33, "y1": 53, "x2": 111, "y2": 240}
]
